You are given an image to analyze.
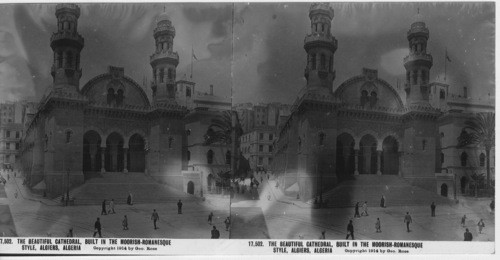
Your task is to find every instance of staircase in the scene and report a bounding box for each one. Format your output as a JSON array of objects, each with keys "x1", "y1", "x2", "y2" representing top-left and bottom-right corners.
[
  {"x1": 53, "y1": 172, "x2": 198, "y2": 205},
  {"x1": 310, "y1": 175, "x2": 452, "y2": 208}
]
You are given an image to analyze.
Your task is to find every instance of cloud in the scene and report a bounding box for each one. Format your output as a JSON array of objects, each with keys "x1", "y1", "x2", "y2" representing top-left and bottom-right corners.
[{"x1": 380, "y1": 48, "x2": 407, "y2": 76}]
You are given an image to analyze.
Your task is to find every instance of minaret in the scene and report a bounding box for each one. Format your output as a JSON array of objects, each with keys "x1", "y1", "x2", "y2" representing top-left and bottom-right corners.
[
  {"x1": 150, "y1": 10, "x2": 179, "y2": 104},
  {"x1": 50, "y1": 4, "x2": 84, "y2": 93},
  {"x1": 303, "y1": 3, "x2": 337, "y2": 93},
  {"x1": 404, "y1": 11, "x2": 433, "y2": 105}
]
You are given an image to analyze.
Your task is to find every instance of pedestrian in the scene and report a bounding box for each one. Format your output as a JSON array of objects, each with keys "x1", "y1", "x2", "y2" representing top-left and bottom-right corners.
[
  {"x1": 345, "y1": 220, "x2": 354, "y2": 240},
  {"x1": 101, "y1": 200, "x2": 107, "y2": 215},
  {"x1": 464, "y1": 228, "x2": 473, "y2": 241},
  {"x1": 122, "y1": 215, "x2": 128, "y2": 230},
  {"x1": 361, "y1": 201, "x2": 369, "y2": 216},
  {"x1": 404, "y1": 212, "x2": 412, "y2": 232},
  {"x1": 108, "y1": 199, "x2": 115, "y2": 214},
  {"x1": 66, "y1": 228, "x2": 74, "y2": 237},
  {"x1": 461, "y1": 215, "x2": 467, "y2": 227},
  {"x1": 127, "y1": 193, "x2": 133, "y2": 205},
  {"x1": 354, "y1": 202, "x2": 360, "y2": 218},
  {"x1": 177, "y1": 200, "x2": 183, "y2": 214},
  {"x1": 224, "y1": 217, "x2": 231, "y2": 231},
  {"x1": 319, "y1": 231, "x2": 326, "y2": 240},
  {"x1": 211, "y1": 226, "x2": 220, "y2": 239},
  {"x1": 431, "y1": 202, "x2": 436, "y2": 217},
  {"x1": 375, "y1": 218, "x2": 381, "y2": 233},
  {"x1": 380, "y1": 196, "x2": 385, "y2": 208},
  {"x1": 208, "y1": 212, "x2": 214, "y2": 225},
  {"x1": 477, "y1": 219, "x2": 485, "y2": 234},
  {"x1": 151, "y1": 209, "x2": 160, "y2": 229},
  {"x1": 93, "y1": 218, "x2": 102, "y2": 238}
]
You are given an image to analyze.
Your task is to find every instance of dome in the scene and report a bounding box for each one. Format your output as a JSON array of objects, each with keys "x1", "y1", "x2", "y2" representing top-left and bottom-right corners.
[{"x1": 309, "y1": 2, "x2": 334, "y2": 19}]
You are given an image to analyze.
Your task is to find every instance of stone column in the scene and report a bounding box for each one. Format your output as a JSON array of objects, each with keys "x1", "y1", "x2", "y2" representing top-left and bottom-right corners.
[
  {"x1": 354, "y1": 149, "x2": 359, "y2": 175},
  {"x1": 123, "y1": 148, "x2": 128, "y2": 173},
  {"x1": 377, "y1": 150, "x2": 382, "y2": 175},
  {"x1": 100, "y1": 147, "x2": 106, "y2": 173}
]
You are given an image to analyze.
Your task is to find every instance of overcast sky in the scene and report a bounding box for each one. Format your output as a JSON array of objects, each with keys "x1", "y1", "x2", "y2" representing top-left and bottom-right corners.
[{"x1": 0, "y1": 2, "x2": 494, "y2": 105}]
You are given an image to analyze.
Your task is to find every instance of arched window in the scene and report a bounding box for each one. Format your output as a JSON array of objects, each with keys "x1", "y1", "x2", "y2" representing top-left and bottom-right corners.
[
  {"x1": 329, "y1": 56, "x2": 333, "y2": 72},
  {"x1": 66, "y1": 52, "x2": 73, "y2": 68},
  {"x1": 369, "y1": 92, "x2": 377, "y2": 107},
  {"x1": 168, "y1": 137, "x2": 174, "y2": 148},
  {"x1": 168, "y1": 68, "x2": 172, "y2": 79},
  {"x1": 480, "y1": 153, "x2": 486, "y2": 167},
  {"x1": 440, "y1": 90, "x2": 445, "y2": 99},
  {"x1": 186, "y1": 87, "x2": 191, "y2": 97},
  {"x1": 412, "y1": 70, "x2": 418, "y2": 84},
  {"x1": 360, "y1": 90, "x2": 368, "y2": 106},
  {"x1": 319, "y1": 132, "x2": 325, "y2": 145},
  {"x1": 460, "y1": 152, "x2": 468, "y2": 167},
  {"x1": 107, "y1": 88, "x2": 115, "y2": 105},
  {"x1": 321, "y1": 24, "x2": 325, "y2": 32},
  {"x1": 116, "y1": 89, "x2": 124, "y2": 106},
  {"x1": 65, "y1": 129, "x2": 73, "y2": 144},
  {"x1": 320, "y1": 54, "x2": 326, "y2": 69},
  {"x1": 441, "y1": 152, "x2": 444, "y2": 164},
  {"x1": 225, "y1": 151, "x2": 231, "y2": 165},
  {"x1": 311, "y1": 53, "x2": 316, "y2": 70},
  {"x1": 187, "y1": 150, "x2": 191, "y2": 161},
  {"x1": 159, "y1": 68, "x2": 164, "y2": 83},
  {"x1": 207, "y1": 150, "x2": 214, "y2": 164}
]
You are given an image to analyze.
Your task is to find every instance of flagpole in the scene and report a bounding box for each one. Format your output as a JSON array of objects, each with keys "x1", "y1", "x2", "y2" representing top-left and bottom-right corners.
[
  {"x1": 444, "y1": 48, "x2": 447, "y2": 82},
  {"x1": 190, "y1": 45, "x2": 194, "y2": 79}
]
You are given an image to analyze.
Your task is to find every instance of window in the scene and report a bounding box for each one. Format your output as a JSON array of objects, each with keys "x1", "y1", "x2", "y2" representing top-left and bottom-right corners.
[
  {"x1": 441, "y1": 152, "x2": 444, "y2": 164},
  {"x1": 269, "y1": 134, "x2": 273, "y2": 141},
  {"x1": 319, "y1": 132, "x2": 325, "y2": 145},
  {"x1": 268, "y1": 157, "x2": 273, "y2": 165},
  {"x1": 207, "y1": 150, "x2": 214, "y2": 164},
  {"x1": 259, "y1": 133, "x2": 264, "y2": 140},
  {"x1": 269, "y1": 146, "x2": 273, "y2": 152},
  {"x1": 226, "y1": 151, "x2": 231, "y2": 165},
  {"x1": 422, "y1": 140, "x2": 426, "y2": 150},
  {"x1": 370, "y1": 92, "x2": 377, "y2": 107},
  {"x1": 440, "y1": 90, "x2": 445, "y2": 99},
  {"x1": 258, "y1": 157, "x2": 263, "y2": 165},
  {"x1": 187, "y1": 150, "x2": 190, "y2": 161},
  {"x1": 15, "y1": 132, "x2": 19, "y2": 138},
  {"x1": 159, "y1": 68, "x2": 164, "y2": 83},
  {"x1": 107, "y1": 88, "x2": 115, "y2": 105},
  {"x1": 259, "y1": 145, "x2": 263, "y2": 152},
  {"x1": 186, "y1": 129, "x2": 191, "y2": 136},
  {"x1": 168, "y1": 68, "x2": 172, "y2": 79},
  {"x1": 186, "y1": 87, "x2": 191, "y2": 97},
  {"x1": 311, "y1": 53, "x2": 316, "y2": 70},
  {"x1": 15, "y1": 143, "x2": 19, "y2": 150},
  {"x1": 320, "y1": 54, "x2": 326, "y2": 70},
  {"x1": 116, "y1": 89, "x2": 124, "y2": 106},
  {"x1": 6, "y1": 143, "x2": 10, "y2": 150},
  {"x1": 360, "y1": 90, "x2": 368, "y2": 106},
  {"x1": 460, "y1": 152, "x2": 468, "y2": 167},
  {"x1": 6, "y1": 131, "x2": 10, "y2": 138},
  {"x1": 168, "y1": 137, "x2": 174, "y2": 148},
  {"x1": 480, "y1": 153, "x2": 486, "y2": 167},
  {"x1": 412, "y1": 70, "x2": 418, "y2": 84},
  {"x1": 66, "y1": 51, "x2": 72, "y2": 67},
  {"x1": 65, "y1": 130, "x2": 73, "y2": 143}
]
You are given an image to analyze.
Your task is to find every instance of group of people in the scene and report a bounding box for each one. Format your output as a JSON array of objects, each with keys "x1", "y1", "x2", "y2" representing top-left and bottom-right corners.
[{"x1": 460, "y1": 214, "x2": 487, "y2": 241}]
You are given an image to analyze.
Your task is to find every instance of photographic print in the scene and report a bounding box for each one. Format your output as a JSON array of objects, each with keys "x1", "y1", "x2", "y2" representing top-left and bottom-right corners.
[{"x1": 0, "y1": 1, "x2": 495, "y2": 256}]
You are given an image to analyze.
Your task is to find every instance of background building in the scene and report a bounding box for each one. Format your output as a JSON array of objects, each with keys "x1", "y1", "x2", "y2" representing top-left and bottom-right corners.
[{"x1": 0, "y1": 101, "x2": 24, "y2": 170}]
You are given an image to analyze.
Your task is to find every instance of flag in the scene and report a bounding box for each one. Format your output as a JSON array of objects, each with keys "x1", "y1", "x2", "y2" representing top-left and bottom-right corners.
[{"x1": 445, "y1": 51, "x2": 451, "y2": 62}]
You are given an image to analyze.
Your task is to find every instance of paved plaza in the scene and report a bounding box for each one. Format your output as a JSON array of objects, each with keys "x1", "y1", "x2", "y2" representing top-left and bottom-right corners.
[{"x1": 0, "y1": 172, "x2": 495, "y2": 241}]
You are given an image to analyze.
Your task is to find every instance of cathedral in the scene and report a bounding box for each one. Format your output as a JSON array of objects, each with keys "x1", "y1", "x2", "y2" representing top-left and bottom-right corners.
[
  {"x1": 19, "y1": 4, "x2": 202, "y2": 196},
  {"x1": 273, "y1": 3, "x2": 494, "y2": 200}
]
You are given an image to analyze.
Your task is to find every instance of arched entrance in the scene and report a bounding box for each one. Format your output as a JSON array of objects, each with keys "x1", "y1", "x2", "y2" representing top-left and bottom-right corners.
[
  {"x1": 440, "y1": 183, "x2": 448, "y2": 197},
  {"x1": 105, "y1": 132, "x2": 124, "y2": 172},
  {"x1": 187, "y1": 181, "x2": 194, "y2": 195},
  {"x1": 336, "y1": 133, "x2": 355, "y2": 181},
  {"x1": 460, "y1": 176, "x2": 468, "y2": 194},
  {"x1": 359, "y1": 135, "x2": 377, "y2": 174},
  {"x1": 381, "y1": 136, "x2": 399, "y2": 175},
  {"x1": 128, "y1": 134, "x2": 145, "y2": 172},
  {"x1": 83, "y1": 131, "x2": 102, "y2": 174}
]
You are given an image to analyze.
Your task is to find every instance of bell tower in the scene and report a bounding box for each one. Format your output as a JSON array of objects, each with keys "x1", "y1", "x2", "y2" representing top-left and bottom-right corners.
[
  {"x1": 404, "y1": 12, "x2": 433, "y2": 105},
  {"x1": 50, "y1": 3, "x2": 84, "y2": 94},
  {"x1": 303, "y1": 3, "x2": 337, "y2": 93},
  {"x1": 150, "y1": 10, "x2": 179, "y2": 105}
]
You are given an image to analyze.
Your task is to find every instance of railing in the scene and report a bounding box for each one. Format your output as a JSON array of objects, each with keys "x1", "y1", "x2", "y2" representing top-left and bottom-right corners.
[
  {"x1": 304, "y1": 33, "x2": 337, "y2": 47},
  {"x1": 150, "y1": 51, "x2": 179, "y2": 62},
  {"x1": 50, "y1": 31, "x2": 84, "y2": 45},
  {"x1": 403, "y1": 53, "x2": 433, "y2": 64}
]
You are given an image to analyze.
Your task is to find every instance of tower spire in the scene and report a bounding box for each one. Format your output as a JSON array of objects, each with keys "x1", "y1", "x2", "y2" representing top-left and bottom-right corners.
[
  {"x1": 303, "y1": 3, "x2": 337, "y2": 93},
  {"x1": 403, "y1": 12, "x2": 433, "y2": 105}
]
